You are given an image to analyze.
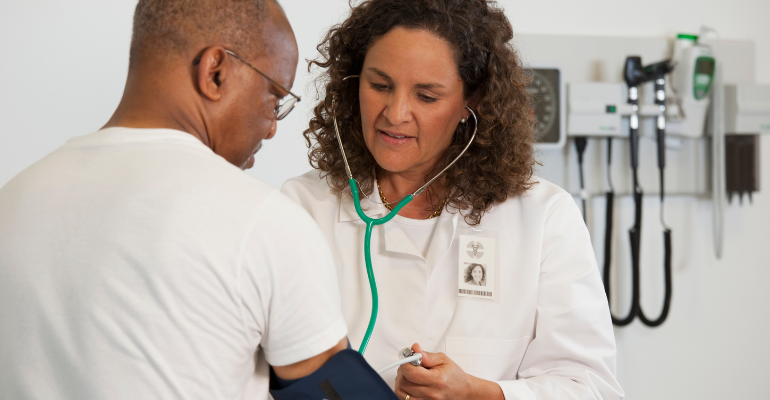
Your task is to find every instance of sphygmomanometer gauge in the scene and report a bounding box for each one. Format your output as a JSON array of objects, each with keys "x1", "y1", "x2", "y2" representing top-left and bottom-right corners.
[{"x1": 526, "y1": 67, "x2": 564, "y2": 148}]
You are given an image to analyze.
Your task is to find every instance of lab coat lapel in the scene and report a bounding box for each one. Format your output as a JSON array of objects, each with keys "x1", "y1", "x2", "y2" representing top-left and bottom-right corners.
[{"x1": 426, "y1": 211, "x2": 459, "y2": 278}]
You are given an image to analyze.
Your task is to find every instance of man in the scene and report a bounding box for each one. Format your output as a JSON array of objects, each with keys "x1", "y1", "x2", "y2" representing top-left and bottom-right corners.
[{"x1": 0, "y1": 0, "x2": 348, "y2": 399}]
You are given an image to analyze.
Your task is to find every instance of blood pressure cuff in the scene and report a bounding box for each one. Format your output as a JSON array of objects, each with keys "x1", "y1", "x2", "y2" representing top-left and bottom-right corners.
[{"x1": 269, "y1": 349, "x2": 398, "y2": 400}]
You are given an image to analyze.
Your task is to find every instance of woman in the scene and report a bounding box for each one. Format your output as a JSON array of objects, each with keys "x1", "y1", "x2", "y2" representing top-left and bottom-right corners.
[
  {"x1": 465, "y1": 264, "x2": 486, "y2": 286},
  {"x1": 281, "y1": 0, "x2": 623, "y2": 399}
]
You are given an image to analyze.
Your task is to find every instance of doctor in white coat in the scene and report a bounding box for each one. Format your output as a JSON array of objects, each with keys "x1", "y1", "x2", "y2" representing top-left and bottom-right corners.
[{"x1": 282, "y1": 0, "x2": 624, "y2": 399}]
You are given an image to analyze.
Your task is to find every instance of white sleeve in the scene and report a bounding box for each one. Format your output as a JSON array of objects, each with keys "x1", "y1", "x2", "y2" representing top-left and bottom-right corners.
[
  {"x1": 496, "y1": 193, "x2": 624, "y2": 400},
  {"x1": 240, "y1": 191, "x2": 347, "y2": 367}
]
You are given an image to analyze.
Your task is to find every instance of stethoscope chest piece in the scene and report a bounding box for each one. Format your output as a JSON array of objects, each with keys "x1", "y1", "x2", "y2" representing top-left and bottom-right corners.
[{"x1": 399, "y1": 347, "x2": 422, "y2": 366}]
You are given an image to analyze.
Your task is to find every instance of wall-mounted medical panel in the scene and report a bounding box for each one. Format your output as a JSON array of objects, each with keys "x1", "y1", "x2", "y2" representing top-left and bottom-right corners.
[
  {"x1": 517, "y1": 34, "x2": 754, "y2": 199},
  {"x1": 568, "y1": 82, "x2": 669, "y2": 138},
  {"x1": 725, "y1": 84, "x2": 770, "y2": 134},
  {"x1": 567, "y1": 83, "x2": 625, "y2": 137}
]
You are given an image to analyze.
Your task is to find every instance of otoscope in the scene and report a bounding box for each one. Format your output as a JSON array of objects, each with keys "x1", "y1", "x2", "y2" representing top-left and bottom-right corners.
[{"x1": 637, "y1": 59, "x2": 674, "y2": 327}]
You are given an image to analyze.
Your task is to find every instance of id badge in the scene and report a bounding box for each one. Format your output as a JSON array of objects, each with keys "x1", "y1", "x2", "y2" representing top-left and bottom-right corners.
[{"x1": 457, "y1": 229, "x2": 498, "y2": 299}]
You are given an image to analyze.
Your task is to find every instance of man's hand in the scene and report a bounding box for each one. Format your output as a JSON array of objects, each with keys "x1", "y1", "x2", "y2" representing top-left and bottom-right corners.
[
  {"x1": 272, "y1": 337, "x2": 348, "y2": 380},
  {"x1": 394, "y1": 343, "x2": 504, "y2": 400}
]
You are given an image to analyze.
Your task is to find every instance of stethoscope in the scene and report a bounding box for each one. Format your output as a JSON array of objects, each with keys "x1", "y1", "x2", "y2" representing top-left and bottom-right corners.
[{"x1": 332, "y1": 75, "x2": 478, "y2": 355}]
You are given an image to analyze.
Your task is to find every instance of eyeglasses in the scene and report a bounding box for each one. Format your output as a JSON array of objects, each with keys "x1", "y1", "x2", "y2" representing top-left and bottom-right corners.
[{"x1": 193, "y1": 49, "x2": 301, "y2": 120}]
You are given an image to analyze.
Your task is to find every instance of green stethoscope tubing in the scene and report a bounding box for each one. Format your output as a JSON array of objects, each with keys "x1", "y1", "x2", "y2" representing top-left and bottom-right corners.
[
  {"x1": 333, "y1": 77, "x2": 478, "y2": 354},
  {"x1": 348, "y1": 179, "x2": 414, "y2": 354}
]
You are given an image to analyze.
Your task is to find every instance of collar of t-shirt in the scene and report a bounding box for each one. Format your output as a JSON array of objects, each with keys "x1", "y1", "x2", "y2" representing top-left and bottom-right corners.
[
  {"x1": 392, "y1": 214, "x2": 440, "y2": 259},
  {"x1": 68, "y1": 127, "x2": 211, "y2": 153}
]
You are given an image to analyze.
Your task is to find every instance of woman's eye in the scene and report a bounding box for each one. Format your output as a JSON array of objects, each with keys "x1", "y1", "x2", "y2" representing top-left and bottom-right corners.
[
  {"x1": 370, "y1": 83, "x2": 390, "y2": 92},
  {"x1": 418, "y1": 93, "x2": 438, "y2": 103}
]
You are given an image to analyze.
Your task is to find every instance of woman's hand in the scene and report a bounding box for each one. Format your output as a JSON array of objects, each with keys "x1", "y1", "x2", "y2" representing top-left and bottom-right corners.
[{"x1": 393, "y1": 343, "x2": 504, "y2": 400}]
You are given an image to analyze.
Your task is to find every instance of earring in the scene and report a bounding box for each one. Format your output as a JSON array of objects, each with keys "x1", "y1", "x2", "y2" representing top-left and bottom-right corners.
[{"x1": 460, "y1": 117, "x2": 468, "y2": 124}]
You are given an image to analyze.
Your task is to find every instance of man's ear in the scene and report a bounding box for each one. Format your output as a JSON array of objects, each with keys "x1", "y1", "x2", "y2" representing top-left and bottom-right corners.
[{"x1": 196, "y1": 47, "x2": 229, "y2": 102}]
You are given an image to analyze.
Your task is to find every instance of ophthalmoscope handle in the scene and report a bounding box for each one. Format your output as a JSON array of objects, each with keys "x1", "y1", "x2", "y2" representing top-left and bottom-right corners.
[
  {"x1": 624, "y1": 56, "x2": 644, "y2": 171},
  {"x1": 654, "y1": 78, "x2": 666, "y2": 170}
]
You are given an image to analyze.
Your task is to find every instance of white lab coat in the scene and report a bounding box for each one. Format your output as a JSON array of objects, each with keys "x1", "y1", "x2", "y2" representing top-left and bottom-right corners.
[{"x1": 282, "y1": 171, "x2": 623, "y2": 400}]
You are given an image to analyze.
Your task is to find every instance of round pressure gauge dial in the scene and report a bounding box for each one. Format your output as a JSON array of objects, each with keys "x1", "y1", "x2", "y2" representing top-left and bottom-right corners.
[{"x1": 527, "y1": 68, "x2": 561, "y2": 144}]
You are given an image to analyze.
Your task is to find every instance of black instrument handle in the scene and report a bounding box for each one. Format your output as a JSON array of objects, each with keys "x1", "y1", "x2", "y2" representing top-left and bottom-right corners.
[
  {"x1": 657, "y1": 126, "x2": 666, "y2": 170},
  {"x1": 602, "y1": 191, "x2": 614, "y2": 300},
  {"x1": 574, "y1": 137, "x2": 588, "y2": 223},
  {"x1": 630, "y1": 126, "x2": 640, "y2": 170}
]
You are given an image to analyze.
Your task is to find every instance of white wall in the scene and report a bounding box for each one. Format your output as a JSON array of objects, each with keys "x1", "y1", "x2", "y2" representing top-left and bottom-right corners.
[
  {"x1": 503, "y1": 2, "x2": 770, "y2": 399},
  {"x1": 2, "y1": 1, "x2": 768, "y2": 399}
]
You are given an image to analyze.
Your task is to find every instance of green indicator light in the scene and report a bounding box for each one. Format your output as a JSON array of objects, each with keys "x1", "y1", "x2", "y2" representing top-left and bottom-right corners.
[
  {"x1": 606, "y1": 105, "x2": 616, "y2": 113},
  {"x1": 677, "y1": 33, "x2": 698, "y2": 41}
]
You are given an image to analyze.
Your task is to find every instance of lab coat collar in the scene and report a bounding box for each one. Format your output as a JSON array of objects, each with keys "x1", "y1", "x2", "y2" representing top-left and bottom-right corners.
[{"x1": 337, "y1": 181, "x2": 461, "y2": 274}]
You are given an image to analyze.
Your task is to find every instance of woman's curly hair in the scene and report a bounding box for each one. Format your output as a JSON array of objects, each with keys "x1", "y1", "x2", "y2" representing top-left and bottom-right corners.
[{"x1": 304, "y1": 0, "x2": 536, "y2": 225}]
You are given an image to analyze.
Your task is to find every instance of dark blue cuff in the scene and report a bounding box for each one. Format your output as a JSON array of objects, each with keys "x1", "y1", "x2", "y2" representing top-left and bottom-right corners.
[{"x1": 269, "y1": 349, "x2": 397, "y2": 400}]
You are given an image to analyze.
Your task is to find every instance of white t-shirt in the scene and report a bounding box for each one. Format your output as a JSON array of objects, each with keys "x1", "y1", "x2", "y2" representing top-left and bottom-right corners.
[
  {"x1": 392, "y1": 215, "x2": 439, "y2": 258},
  {"x1": 374, "y1": 180, "x2": 440, "y2": 258},
  {"x1": 0, "y1": 128, "x2": 347, "y2": 400}
]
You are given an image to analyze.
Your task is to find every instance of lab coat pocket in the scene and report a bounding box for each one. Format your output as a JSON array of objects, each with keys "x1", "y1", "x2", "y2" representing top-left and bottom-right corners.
[{"x1": 444, "y1": 336, "x2": 531, "y2": 382}]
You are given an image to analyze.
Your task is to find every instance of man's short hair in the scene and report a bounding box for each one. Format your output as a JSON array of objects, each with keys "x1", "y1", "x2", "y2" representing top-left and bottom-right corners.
[{"x1": 130, "y1": 0, "x2": 271, "y2": 68}]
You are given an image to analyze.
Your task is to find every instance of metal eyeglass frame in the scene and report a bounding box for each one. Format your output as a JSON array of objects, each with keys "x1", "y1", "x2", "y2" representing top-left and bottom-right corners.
[{"x1": 193, "y1": 49, "x2": 301, "y2": 120}]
